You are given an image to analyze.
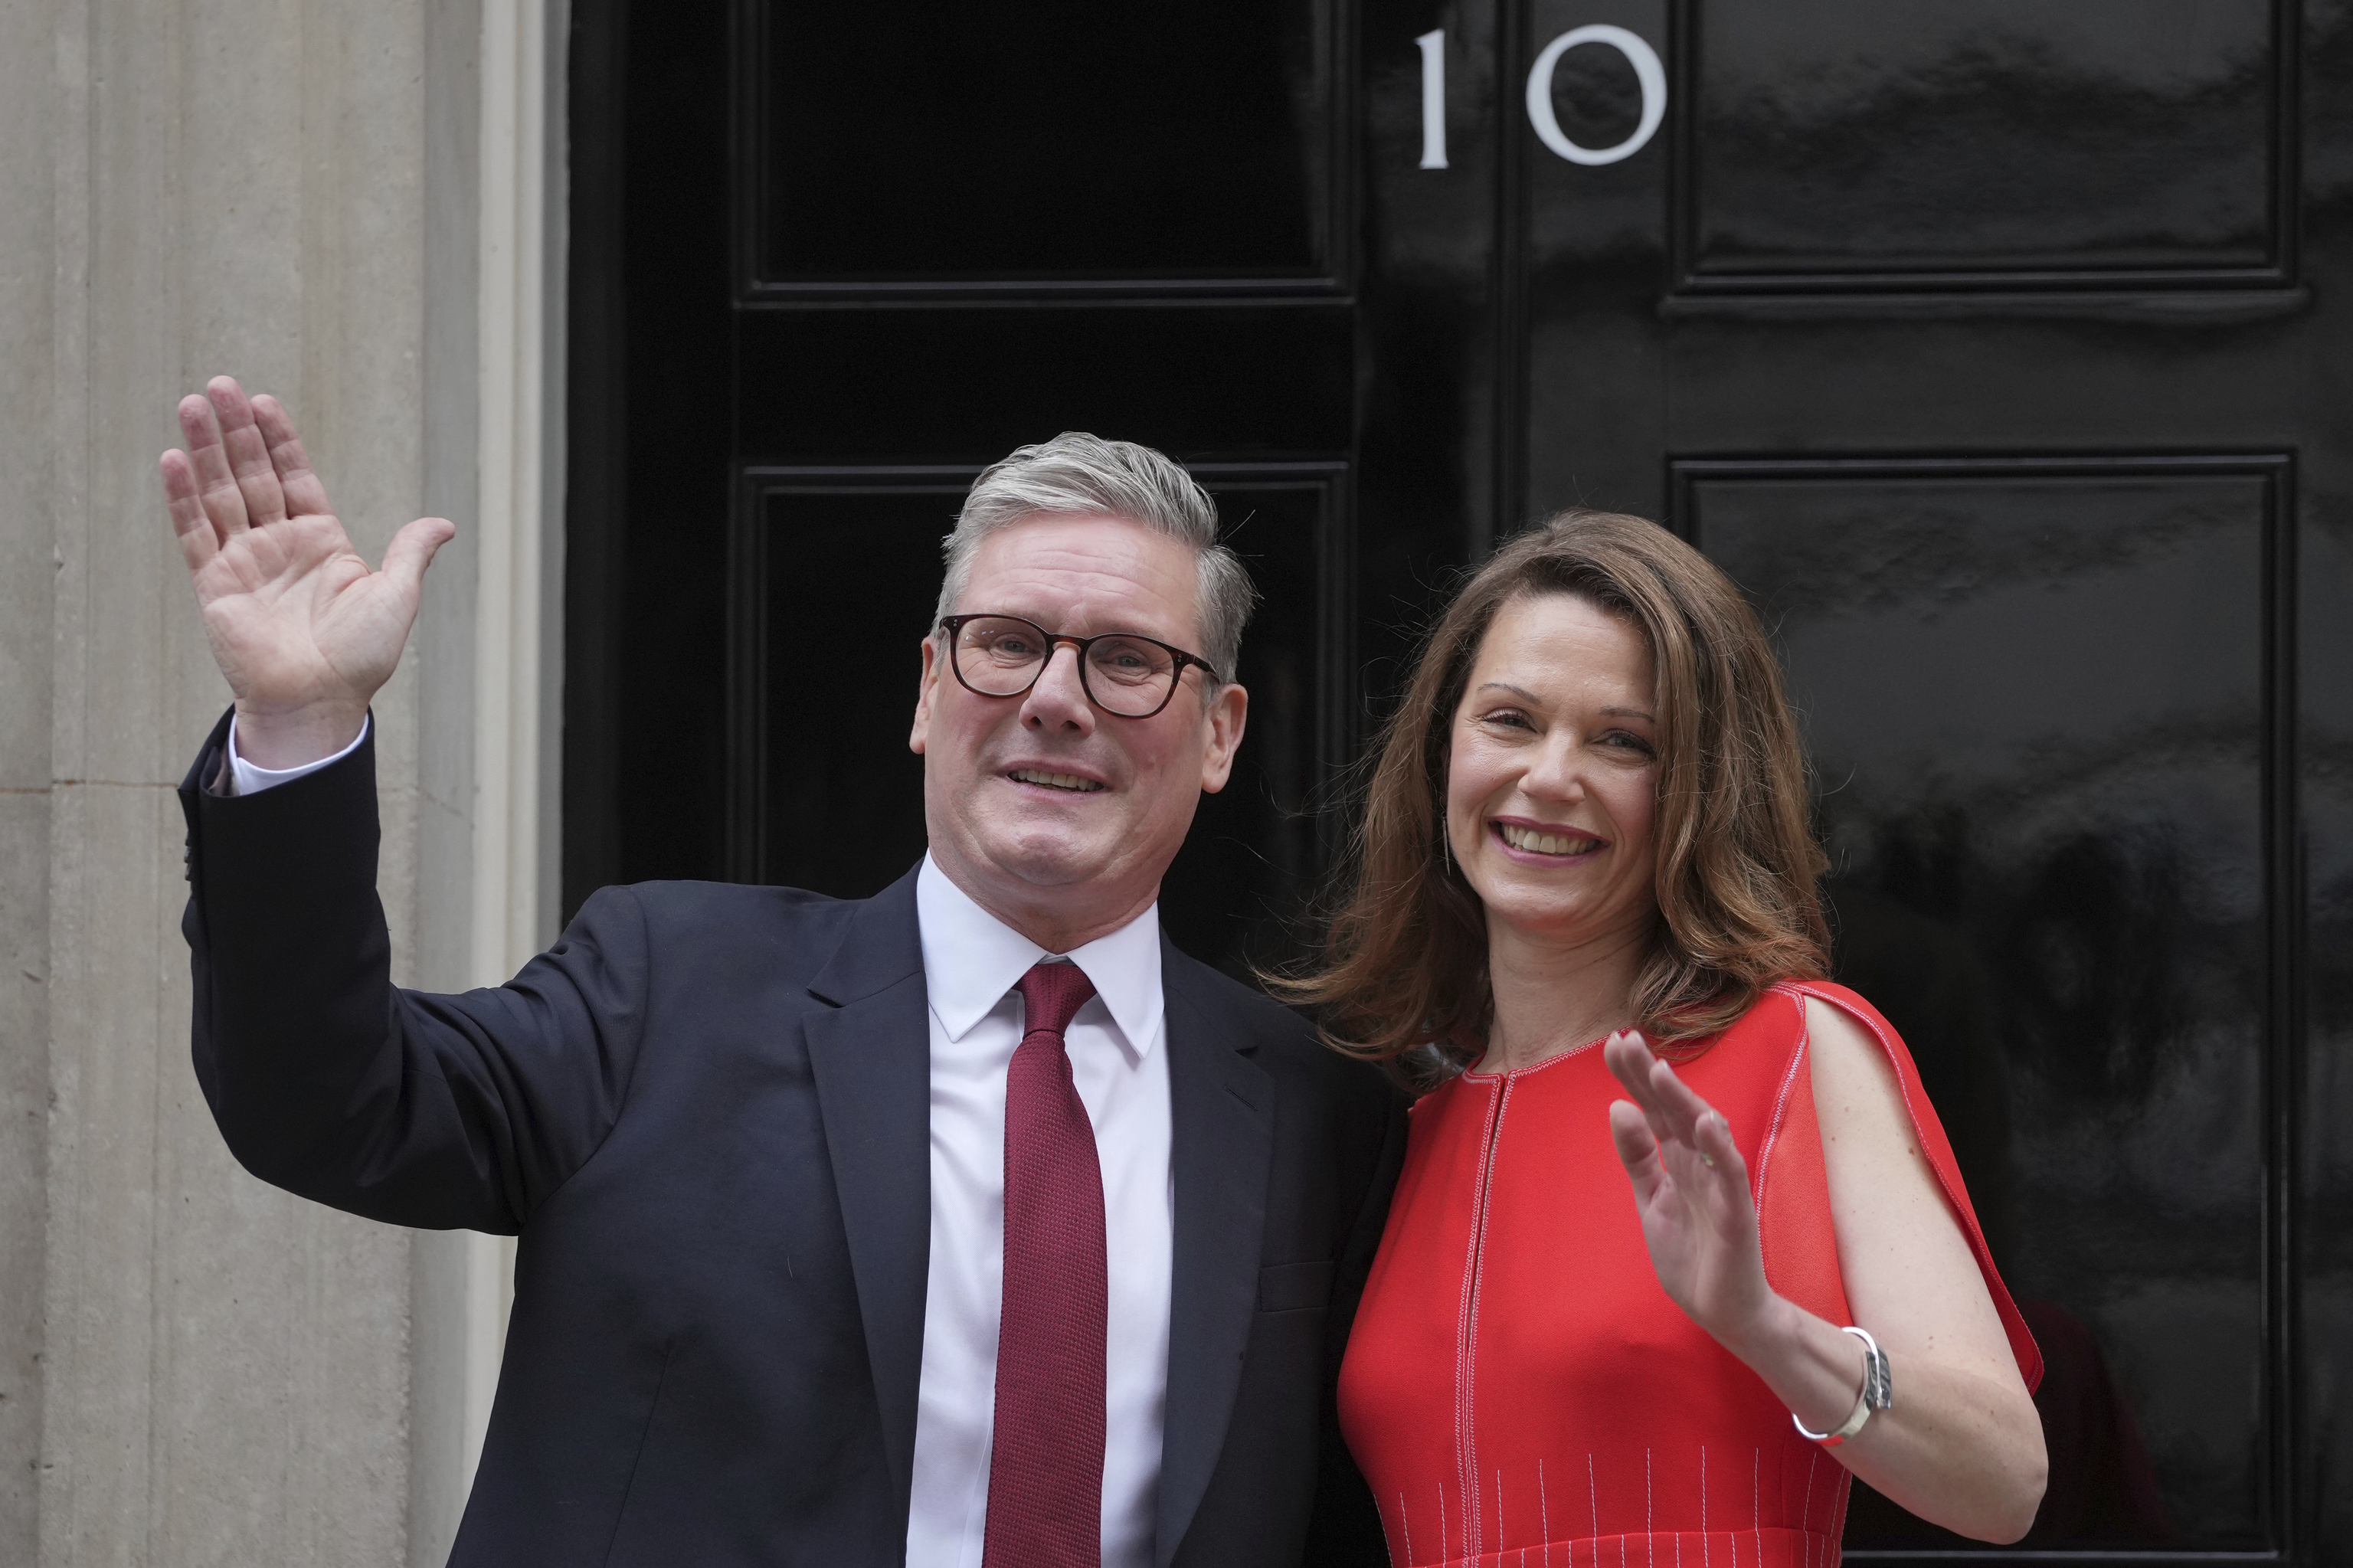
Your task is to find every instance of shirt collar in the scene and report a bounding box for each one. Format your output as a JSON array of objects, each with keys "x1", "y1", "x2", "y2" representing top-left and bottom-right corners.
[{"x1": 915, "y1": 853, "x2": 1163, "y2": 1065}]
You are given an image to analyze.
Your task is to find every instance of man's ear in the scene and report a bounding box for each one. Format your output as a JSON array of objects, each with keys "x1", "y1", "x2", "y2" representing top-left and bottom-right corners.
[
  {"x1": 1197, "y1": 680, "x2": 1248, "y2": 794},
  {"x1": 910, "y1": 637, "x2": 940, "y2": 755}
]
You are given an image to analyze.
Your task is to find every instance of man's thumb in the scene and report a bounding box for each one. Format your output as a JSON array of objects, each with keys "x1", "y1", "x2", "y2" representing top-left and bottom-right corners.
[{"x1": 381, "y1": 516, "x2": 457, "y2": 594}]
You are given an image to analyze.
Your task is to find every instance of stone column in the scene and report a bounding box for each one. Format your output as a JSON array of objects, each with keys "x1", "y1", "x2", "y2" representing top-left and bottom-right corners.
[
  {"x1": 2, "y1": 0, "x2": 62, "y2": 1555},
  {"x1": 5, "y1": 2, "x2": 565, "y2": 1562}
]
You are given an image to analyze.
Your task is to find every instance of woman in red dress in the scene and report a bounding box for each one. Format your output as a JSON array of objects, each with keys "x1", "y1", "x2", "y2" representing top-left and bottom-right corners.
[{"x1": 1284, "y1": 512, "x2": 2046, "y2": 1565}]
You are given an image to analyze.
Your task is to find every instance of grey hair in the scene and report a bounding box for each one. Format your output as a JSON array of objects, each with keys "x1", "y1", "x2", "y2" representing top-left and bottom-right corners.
[{"x1": 931, "y1": 432, "x2": 1257, "y2": 685}]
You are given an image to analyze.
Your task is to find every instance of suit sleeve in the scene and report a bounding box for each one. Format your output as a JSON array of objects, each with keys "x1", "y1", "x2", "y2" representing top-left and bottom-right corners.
[
  {"x1": 1302, "y1": 1072, "x2": 1409, "y2": 1566},
  {"x1": 179, "y1": 708, "x2": 648, "y2": 1233}
]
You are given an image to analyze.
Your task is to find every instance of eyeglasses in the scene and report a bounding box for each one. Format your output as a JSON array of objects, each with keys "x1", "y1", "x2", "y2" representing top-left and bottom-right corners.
[{"x1": 938, "y1": 614, "x2": 1221, "y2": 719}]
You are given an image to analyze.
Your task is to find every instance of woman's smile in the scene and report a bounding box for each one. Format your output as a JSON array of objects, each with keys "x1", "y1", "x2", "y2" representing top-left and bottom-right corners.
[{"x1": 1491, "y1": 817, "x2": 1607, "y2": 862}]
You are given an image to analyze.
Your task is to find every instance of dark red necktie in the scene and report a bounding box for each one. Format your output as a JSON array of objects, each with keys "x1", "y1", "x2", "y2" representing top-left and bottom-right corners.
[{"x1": 983, "y1": 961, "x2": 1107, "y2": 1568}]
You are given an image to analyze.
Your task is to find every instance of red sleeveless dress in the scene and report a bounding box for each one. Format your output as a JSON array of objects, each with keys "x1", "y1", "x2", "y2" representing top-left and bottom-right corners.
[{"x1": 1337, "y1": 980, "x2": 2041, "y2": 1568}]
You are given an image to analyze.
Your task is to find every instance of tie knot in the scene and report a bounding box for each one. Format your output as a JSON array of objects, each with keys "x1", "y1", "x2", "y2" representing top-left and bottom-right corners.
[{"x1": 1016, "y1": 961, "x2": 1097, "y2": 1041}]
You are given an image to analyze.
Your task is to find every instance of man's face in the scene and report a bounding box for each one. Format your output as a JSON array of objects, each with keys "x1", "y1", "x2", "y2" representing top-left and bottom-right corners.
[{"x1": 911, "y1": 513, "x2": 1248, "y2": 949}]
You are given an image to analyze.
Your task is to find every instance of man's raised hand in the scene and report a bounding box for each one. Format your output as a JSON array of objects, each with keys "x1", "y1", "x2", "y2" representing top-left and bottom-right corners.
[{"x1": 160, "y1": 377, "x2": 453, "y2": 769}]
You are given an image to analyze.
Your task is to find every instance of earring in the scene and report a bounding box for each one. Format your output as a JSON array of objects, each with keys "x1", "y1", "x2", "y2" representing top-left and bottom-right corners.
[{"x1": 1440, "y1": 821, "x2": 1454, "y2": 879}]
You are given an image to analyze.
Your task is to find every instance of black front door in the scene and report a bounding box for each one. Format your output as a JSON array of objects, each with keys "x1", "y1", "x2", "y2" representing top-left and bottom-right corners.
[
  {"x1": 566, "y1": 0, "x2": 1370, "y2": 977},
  {"x1": 566, "y1": 0, "x2": 2351, "y2": 1557}
]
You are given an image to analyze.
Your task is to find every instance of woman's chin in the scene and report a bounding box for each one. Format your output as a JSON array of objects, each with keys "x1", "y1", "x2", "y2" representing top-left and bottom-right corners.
[{"x1": 1474, "y1": 881, "x2": 1644, "y2": 952}]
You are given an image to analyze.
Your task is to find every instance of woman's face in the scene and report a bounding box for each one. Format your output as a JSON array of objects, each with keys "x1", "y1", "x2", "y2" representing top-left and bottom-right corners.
[{"x1": 1445, "y1": 591, "x2": 1662, "y2": 952}]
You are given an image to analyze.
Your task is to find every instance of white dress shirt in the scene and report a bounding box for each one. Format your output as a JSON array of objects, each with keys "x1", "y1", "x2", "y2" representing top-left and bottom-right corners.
[
  {"x1": 227, "y1": 728, "x2": 1177, "y2": 1568},
  {"x1": 911, "y1": 855, "x2": 1173, "y2": 1568},
  {"x1": 222, "y1": 712, "x2": 369, "y2": 794}
]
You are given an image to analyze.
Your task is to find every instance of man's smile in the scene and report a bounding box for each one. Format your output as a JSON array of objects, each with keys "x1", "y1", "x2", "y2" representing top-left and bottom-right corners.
[{"x1": 1007, "y1": 767, "x2": 1108, "y2": 793}]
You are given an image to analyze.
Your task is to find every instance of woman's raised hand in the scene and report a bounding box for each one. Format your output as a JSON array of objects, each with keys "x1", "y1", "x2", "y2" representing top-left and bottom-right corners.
[
  {"x1": 159, "y1": 377, "x2": 453, "y2": 768},
  {"x1": 1602, "y1": 1030, "x2": 1779, "y2": 1350}
]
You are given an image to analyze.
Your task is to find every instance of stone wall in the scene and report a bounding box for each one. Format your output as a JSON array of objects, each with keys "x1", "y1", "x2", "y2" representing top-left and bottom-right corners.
[{"x1": 2, "y1": 2, "x2": 559, "y2": 1561}]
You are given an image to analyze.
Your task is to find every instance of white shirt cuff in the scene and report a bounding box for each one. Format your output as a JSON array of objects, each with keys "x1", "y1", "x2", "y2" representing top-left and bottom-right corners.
[{"x1": 226, "y1": 712, "x2": 370, "y2": 797}]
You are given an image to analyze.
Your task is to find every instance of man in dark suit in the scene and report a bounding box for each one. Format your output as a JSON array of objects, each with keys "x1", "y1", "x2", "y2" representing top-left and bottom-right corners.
[{"x1": 159, "y1": 376, "x2": 1402, "y2": 1566}]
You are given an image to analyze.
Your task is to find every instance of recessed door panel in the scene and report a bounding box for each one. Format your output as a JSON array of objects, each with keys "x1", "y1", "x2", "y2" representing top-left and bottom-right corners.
[
  {"x1": 743, "y1": 483, "x2": 947, "y2": 897},
  {"x1": 733, "y1": 306, "x2": 1355, "y2": 463},
  {"x1": 740, "y1": 0, "x2": 1339, "y2": 291},
  {"x1": 1158, "y1": 474, "x2": 1353, "y2": 975},
  {"x1": 1680, "y1": 0, "x2": 2286, "y2": 286},
  {"x1": 1685, "y1": 457, "x2": 2284, "y2": 1547}
]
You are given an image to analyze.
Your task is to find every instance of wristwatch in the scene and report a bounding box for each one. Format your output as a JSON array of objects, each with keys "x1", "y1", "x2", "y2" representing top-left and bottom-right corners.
[{"x1": 1792, "y1": 1325, "x2": 1893, "y2": 1448}]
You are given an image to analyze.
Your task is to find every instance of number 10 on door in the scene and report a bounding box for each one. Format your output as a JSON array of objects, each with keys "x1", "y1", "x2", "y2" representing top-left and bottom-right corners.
[{"x1": 1417, "y1": 25, "x2": 1668, "y2": 169}]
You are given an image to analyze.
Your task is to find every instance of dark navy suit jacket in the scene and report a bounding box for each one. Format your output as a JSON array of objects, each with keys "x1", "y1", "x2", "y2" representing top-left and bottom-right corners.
[{"x1": 177, "y1": 711, "x2": 1402, "y2": 1566}]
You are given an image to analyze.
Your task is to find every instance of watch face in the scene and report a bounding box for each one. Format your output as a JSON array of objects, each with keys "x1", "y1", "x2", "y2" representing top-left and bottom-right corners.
[{"x1": 1846, "y1": 1324, "x2": 1894, "y2": 1411}]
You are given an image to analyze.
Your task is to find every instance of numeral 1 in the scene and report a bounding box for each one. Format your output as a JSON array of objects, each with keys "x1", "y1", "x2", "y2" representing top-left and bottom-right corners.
[{"x1": 1417, "y1": 28, "x2": 1448, "y2": 169}]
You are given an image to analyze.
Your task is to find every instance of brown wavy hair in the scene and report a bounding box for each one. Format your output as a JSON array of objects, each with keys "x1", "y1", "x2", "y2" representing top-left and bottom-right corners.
[{"x1": 1273, "y1": 509, "x2": 1829, "y2": 1079}]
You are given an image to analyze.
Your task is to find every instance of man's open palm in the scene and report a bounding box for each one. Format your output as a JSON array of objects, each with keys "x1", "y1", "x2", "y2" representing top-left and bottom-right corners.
[{"x1": 160, "y1": 377, "x2": 452, "y2": 768}]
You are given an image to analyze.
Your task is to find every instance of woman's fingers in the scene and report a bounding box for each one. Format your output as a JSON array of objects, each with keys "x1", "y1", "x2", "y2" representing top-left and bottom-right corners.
[
  {"x1": 1603, "y1": 1033, "x2": 1675, "y2": 1138},
  {"x1": 1693, "y1": 1110, "x2": 1762, "y2": 1252},
  {"x1": 1609, "y1": 1031, "x2": 1716, "y2": 1157},
  {"x1": 1608, "y1": 1095, "x2": 1658, "y2": 1164},
  {"x1": 1607, "y1": 1099, "x2": 1667, "y2": 1203},
  {"x1": 1602, "y1": 1030, "x2": 1651, "y2": 1096},
  {"x1": 1636, "y1": 1043, "x2": 1723, "y2": 1152},
  {"x1": 1690, "y1": 1103, "x2": 1740, "y2": 1168},
  {"x1": 1605, "y1": 1035, "x2": 1774, "y2": 1341},
  {"x1": 1692, "y1": 1106, "x2": 1749, "y2": 1193},
  {"x1": 1646, "y1": 1067, "x2": 1709, "y2": 1151},
  {"x1": 1606, "y1": 1030, "x2": 1751, "y2": 1183}
]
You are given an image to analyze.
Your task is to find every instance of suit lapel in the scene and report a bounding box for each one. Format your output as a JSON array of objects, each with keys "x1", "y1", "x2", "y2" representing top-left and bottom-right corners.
[
  {"x1": 1154, "y1": 946, "x2": 1275, "y2": 1566},
  {"x1": 803, "y1": 866, "x2": 931, "y2": 1527}
]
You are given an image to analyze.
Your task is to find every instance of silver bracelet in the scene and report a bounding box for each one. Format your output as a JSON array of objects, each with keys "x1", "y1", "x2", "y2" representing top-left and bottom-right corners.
[{"x1": 1791, "y1": 1325, "x2": 1893, "y2": 1448}]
